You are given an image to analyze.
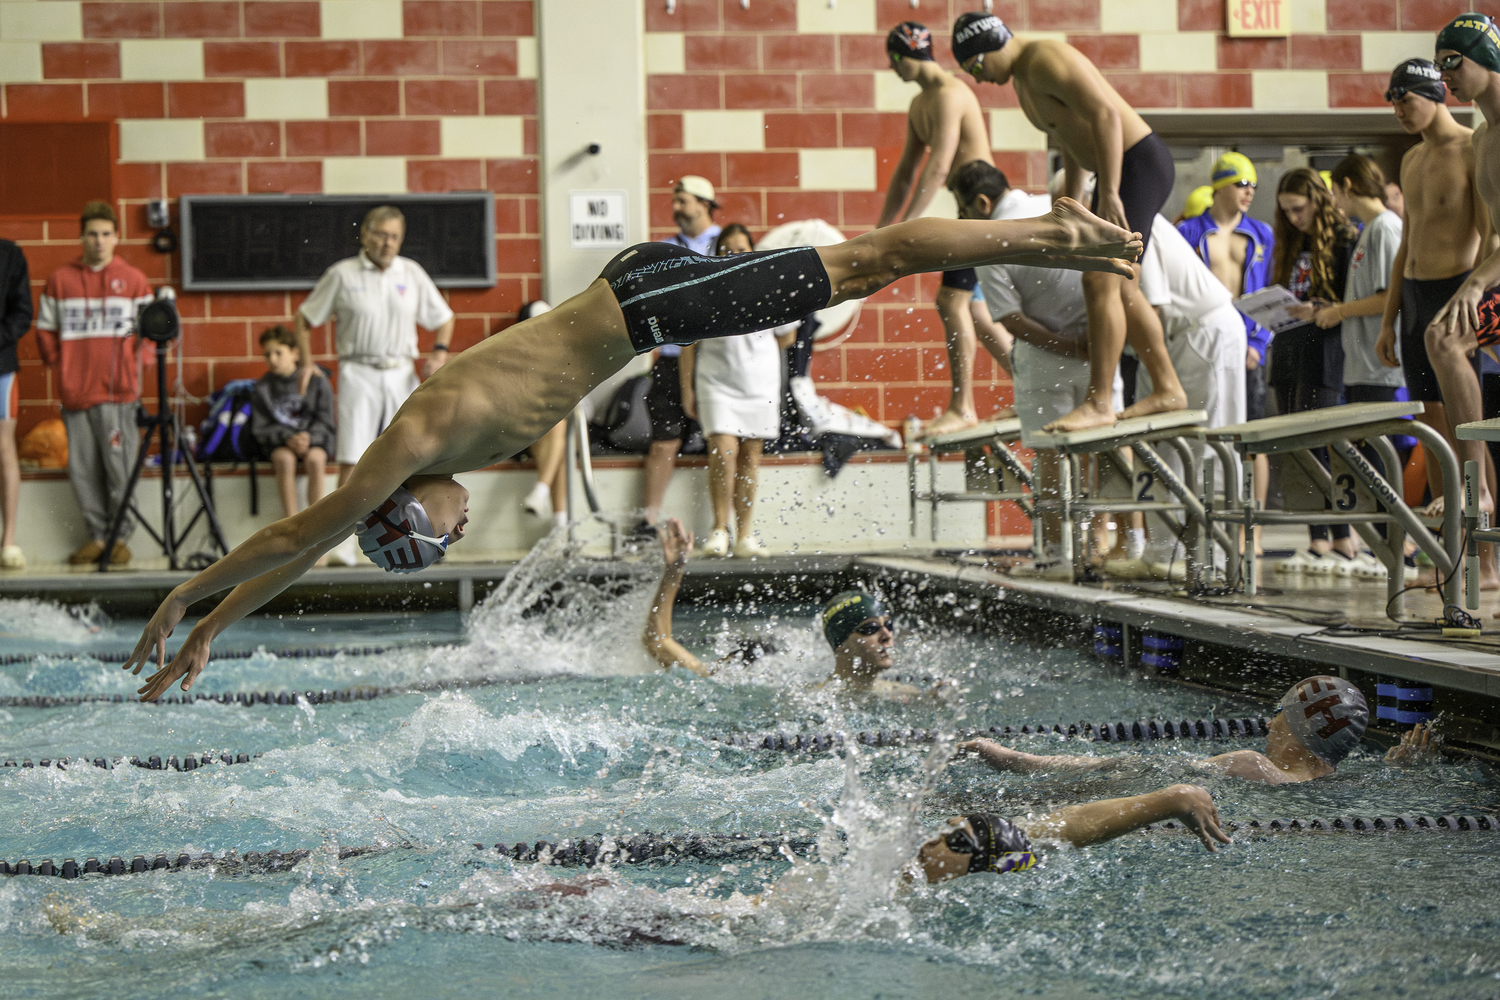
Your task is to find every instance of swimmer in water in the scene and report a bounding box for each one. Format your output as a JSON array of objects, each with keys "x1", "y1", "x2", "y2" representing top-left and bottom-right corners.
[
  {"x1": 642, "y1": 518, "x2": 937, "y2": 698},
  {"x1": 960, "y1": 675, "x2": 1390, "y2": 785},
  {"x1": 126, "y1": 206, "x2": 1141, "y2": 702}
]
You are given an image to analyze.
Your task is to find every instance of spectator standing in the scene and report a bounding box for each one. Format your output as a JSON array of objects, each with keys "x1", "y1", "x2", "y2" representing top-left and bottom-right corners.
[
  {"x1": 295, "y1": 205, "x2": 454, "y2": 565},
  {"x1": 0, "y1": 237, "x2": 30, "y2": 569},
  {"x1": 679, "y1": 225, "x2": 796, "y2": 558},
  {"x1": 1178, "y1": 152, "x2": 1275, "y2": 554},
  {"x1": 637, "y1": 176, "x2": 720, "y2": 535},
  {"x1": 1270, "y1": 169, "x2": 1361, "y2": 575},
  {"x1": 250, "y1": 325, "x2": 335, "y2": 521},
  {"x1": 35, "y1": 201, "x2": 152, "y2": 566}
]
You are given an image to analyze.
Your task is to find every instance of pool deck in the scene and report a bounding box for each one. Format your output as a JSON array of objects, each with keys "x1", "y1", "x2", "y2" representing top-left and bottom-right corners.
[{"x1": 3, "y1": 542, "x2": 1499, "y2": 701}]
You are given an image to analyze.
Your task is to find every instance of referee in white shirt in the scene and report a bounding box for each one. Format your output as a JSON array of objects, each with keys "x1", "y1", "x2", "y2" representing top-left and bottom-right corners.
[{"x1": 295, "y1": 205, "x2": 455, "y2": 563}]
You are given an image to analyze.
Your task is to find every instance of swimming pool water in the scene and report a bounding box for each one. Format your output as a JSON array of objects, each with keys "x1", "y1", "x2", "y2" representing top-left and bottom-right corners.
[{"x1": 0, "y1": 549, "x2": 1497, "y2": 1000}]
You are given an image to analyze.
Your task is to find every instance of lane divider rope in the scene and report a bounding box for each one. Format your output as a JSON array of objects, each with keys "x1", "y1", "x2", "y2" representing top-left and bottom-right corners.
[
  {"x1": 714, "y1": 716, "x2": 1276, "y2": 752},
  {"x1": 0, "y1": 645, "x2": 396, "y2": 667},
  {"x1": 5, "y1": 814, "x2": 1497, "y2": 880},
  {"x1": 2, "y1": 753, "x2": 262, "y2": 771}
]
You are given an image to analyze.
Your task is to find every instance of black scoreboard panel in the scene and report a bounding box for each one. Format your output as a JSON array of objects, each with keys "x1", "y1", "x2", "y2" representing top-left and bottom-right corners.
[{"x1": 180, "y1": 193, "x2": 495, "y2": 291}]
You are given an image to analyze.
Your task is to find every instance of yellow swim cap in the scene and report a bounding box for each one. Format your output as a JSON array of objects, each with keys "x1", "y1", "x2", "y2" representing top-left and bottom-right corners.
[
  {"x1": 1182, "y1": 185, "x2": 1215, "y2": 219},
  {"x1": 1211, "y1": 151, "x2": 1257, "y2": 191},
  {"x1": 1319, "y1": 169, "x2": 1334, "y2": 190}
]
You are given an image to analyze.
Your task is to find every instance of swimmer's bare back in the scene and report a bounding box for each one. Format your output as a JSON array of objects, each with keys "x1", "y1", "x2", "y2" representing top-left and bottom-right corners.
[{"x1": 123, "y1": 201, "x2": 1139, "y2": 701}]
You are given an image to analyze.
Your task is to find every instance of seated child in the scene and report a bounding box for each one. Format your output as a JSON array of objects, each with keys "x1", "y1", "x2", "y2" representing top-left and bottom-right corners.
[{"x1": 250, "y1": 326, "x2": 335, "y2": 519}]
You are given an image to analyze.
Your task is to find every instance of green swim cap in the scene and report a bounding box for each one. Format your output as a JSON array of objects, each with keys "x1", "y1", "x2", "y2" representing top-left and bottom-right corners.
[
  {"x1": 1437, "y1": 13, "x2": 1500, "y2": 74},
  {"x1": 822, "y1": 591, "x2": 887, "y2": 650}
]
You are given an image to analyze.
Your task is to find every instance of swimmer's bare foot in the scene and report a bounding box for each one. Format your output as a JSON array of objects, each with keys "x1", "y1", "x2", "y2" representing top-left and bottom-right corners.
[
  {"x1": 919, "y1": 408, "x2": 978, "y2": 440},
  {"x1": 1118, "y1": 388, "x2": 1189, "y2": 422},
  {"x1": 1043, "y1": 397, "x2": 1116, "y2": 433},
  {"x1": 1422, "y1": 495, "x2": 1445, "y2": 519},
  {"x1": 1046, "y1": 197, "x2": 1143, "y2": 262},
  {"x1": 993, "y1": 405, "x2": 1017, "y2": 419},
  {"x1": 1002, "y1": 253, "x2": 1139, "y2": 277}
]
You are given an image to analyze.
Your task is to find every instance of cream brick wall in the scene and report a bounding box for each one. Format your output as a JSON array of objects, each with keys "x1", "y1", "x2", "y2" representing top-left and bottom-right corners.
[
  {"x1": 1139, "y1": 33, "x2": 1217, "y2": 73},
  {"x1": 319, "y1": 0, "x2": 402, "y2": 40},
  {"x1": 873, "y1": 72, "x2": 919, "y2": 113},
  {"x1": 799, "y1": 148, "x2": 874, "y2": 190},
  {"x1": 682, "y1": 110, "x2": 764, "y2": 152},
  {"x1": 1293, "y1": 0, "x2": 1326, "y2": 34},
  {"x1": 243, "y1": 79, "x2": 328, "y2": 120},
  {"x1": 796, "y1": 0, "x2": 874, "y2": 36},
  {"x1": 121, "y1": 40, "x2": 204, "y2": 81},
  {"x1": 439, "y1": 116, "x2": 525, "y2": 158},
  {"x1": 1101, "y1": 1, "x2": 1177, "y2": 33},
  {"x1": 989, "y1": 108, "x2": 1047, "y2": 151},
  {"x1": 516, "y1": 37, "x2": 537, "y2": 79},
  {"x1": 1362, "y1": 32, "x2": 1434, "y2": 72},
  {"x1": 323, "y1": 156, "x2": 407, "y2": 194},
  {"x1": 0, "y1": 40, "x2": 40, "y2": 81},
  {"x1": 118, "y1": 119, "x2": 204, "y2": 162},
  {"x1": 643, "y1": 32, "x2": 684, "y2": 75},
  {"x1": 1252, "y1": 70, "x2": 1330, "y2": 110},
  {"x1": 0, "y1": 1, "x2": 80, "y2": 41}
]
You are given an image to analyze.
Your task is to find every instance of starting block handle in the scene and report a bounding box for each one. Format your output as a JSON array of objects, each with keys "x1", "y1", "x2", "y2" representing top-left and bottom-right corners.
[
  {"x1": 1466, "y1": 459, "x2": 1481, "y2": 611},
  {"x1": 1242, "y1": 453, "x2": 1257, "y2": 597}
]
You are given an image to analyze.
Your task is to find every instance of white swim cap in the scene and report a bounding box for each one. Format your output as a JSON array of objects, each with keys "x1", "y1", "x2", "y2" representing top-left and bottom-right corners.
[
  {"x1": 1278, "y1": 676, "x2": 1369, "y2": 765},
  {"x1": 355, "y1": 486, "x2": 448, "y2": 573}
]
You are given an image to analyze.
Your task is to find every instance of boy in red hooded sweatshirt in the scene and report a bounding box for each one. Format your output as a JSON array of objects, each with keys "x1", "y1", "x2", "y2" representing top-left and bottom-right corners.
[{"x1": 35, "y1": 201, "x2": 153, "y2": 566}]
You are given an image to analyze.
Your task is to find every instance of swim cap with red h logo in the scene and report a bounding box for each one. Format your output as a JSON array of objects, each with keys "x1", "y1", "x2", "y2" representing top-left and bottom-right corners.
[
  {"x1": 1278, "y1": 676, "x2": 1369, "y2": 765},
  {"x1": 356, "y1": 487, "x2": 448, "y2": 573}
]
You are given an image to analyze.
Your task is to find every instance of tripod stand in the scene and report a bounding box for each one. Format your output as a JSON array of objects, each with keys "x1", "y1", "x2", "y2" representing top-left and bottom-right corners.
[{"x1": 98, "y1": 336, "x2": 229, "y2": 572}]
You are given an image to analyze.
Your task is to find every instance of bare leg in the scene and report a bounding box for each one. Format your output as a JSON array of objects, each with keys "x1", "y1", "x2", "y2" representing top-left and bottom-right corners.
[
  {"x1": 1022, "y1": 784, "x2": 1230, "y2": 852},
  {"x1": 1056, "y1": 270, "x2": 1128, "y2": 432},
  {"x1": 1252, "y1": 453, "x2": 1268, "y2": 555},
  {"x1": 733, "y1": 437, "x2": 762, "y2": 539},
  {"x1": 1118, "y1": 271, "x2": 1186, "y2": 420},
  {"x1": 304, "y1": 447, "x2": 327, "y2": 507},
  {"x1": 813, "y1": 200, "x2": 1141, "y2": 306},
  {"x1": 924, "y1": 286, "x2": 979, "y2": 438},
  {"x1": 1035, "y1": 451, "x2": 1061, "y2": 557},
  {"x1": 530, "y1": 421, "x2": 567, "y2": 494},
  {"x1": 271, "y1": 447, "x2": 299, "y2": 518},
  {"x1": 707, "y1": 433, "x2": 738, "y2": 533},
  {"x1": 0, "y1": 418, "x2": 17, "y2": 549},
  {"x1": 1416, "y1": 402, "x2": 1453, "y2": 504},
  {"x1": 548, "y1": 446, "x2": 566, "y2": 515},
  {"x1": 1426, "y1": 325, "x2": 1494, "y2": 572},
  {"x1": 642, "y1": 439, "x2": 680, "y2": 525}
]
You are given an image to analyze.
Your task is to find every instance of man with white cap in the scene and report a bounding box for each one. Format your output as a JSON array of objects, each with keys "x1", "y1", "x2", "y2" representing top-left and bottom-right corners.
[
  {"x1": 962, "y1": 675, "x2": 1380, "y2": 784},
  {"x1": 637, "y1": 176, "x2": 722, "y2": 538}
]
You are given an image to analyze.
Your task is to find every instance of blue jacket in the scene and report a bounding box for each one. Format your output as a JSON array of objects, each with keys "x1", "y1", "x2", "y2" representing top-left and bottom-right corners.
[{"x1": 1177, "y1": 211, "x2": 1275, "y2": 359}]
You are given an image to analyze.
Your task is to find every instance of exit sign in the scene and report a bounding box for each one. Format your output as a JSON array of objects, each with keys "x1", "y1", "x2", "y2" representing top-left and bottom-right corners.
[{"x1": 1227, "y1": 0, "x2": 1291, "y2": 36}]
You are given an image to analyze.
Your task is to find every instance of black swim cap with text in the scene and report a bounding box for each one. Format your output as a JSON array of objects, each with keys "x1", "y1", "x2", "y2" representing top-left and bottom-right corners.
[
  {"x1": 1389, "y1": 58, "x2": 1446, "y2": 103},
  {"x1": 952, "y1": 12, "x2": 1012, "y2": 65}
]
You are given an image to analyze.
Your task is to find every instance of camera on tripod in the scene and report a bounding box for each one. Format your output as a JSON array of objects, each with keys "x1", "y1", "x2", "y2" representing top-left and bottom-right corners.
[{"x1": 95, "y1": 288, "x2": 228, "y2": 571}]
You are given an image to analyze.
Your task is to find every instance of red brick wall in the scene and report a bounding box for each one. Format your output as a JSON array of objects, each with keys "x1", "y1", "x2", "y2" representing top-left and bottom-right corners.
[{"x1": 0, "y1": 0, "x2": 539, "y2": 437}]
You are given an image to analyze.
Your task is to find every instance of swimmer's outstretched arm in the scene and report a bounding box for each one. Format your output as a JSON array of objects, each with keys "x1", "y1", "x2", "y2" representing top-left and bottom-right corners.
[
  {"x1": 1023, "y1": 783, "x2": 1231, "y2": 852},
  {"x1": 641, "y1": 518, "x2": 708, "y2": 677},
  {"x1": 959, "y1": 737, "x2": 1126, "y2": 774},
  {"x1": 123, "y1": 432, "x2": 427, "y2": 699}
]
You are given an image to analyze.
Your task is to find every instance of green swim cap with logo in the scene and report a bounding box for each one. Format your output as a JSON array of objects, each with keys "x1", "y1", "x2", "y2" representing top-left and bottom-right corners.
[{"x1": 1437, "y1": 13, "x2": 1500, "y2": 74}]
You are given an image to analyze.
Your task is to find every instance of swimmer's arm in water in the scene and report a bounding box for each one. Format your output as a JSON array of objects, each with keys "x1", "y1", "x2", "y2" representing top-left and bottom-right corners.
[
  {"x1": 959, "y1": 737, "x2": 1124, "y2": 774},
  {"x1": 1024, "y1": 783, "x2": 1231, "y2": 852},
  {"x1": 1197, "y1": 749, "x2": 1298, "y2": 785},
  {"x1": 642, "y1": 518, "x2": 709, "y2": 678},
  {"x1": 122, "y1": 429, "x2": 431, "y2": 694}
]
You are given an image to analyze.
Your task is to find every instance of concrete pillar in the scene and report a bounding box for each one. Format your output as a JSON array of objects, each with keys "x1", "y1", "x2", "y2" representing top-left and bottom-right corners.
[{"x1": 535, "y1": 0, "x2": 649, "y2": 303}]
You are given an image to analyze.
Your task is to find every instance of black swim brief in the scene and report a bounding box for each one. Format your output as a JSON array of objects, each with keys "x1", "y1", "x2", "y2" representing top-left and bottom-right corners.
[
  {"x1": 940, "y1": 268, "x2": 978, "y2": 292},
  {"x1": 1091, "y1": 131, "x2": 1174, "y2": 253},
  {"x1": 1401, "y1": 272, "x2": 1470, "y2": 401},
  {"x1": 601, "y1": 242, "x2": 833, "y2": 354}
]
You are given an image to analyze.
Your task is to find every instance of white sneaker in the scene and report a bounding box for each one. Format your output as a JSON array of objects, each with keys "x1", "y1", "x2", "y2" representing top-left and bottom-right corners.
[
  {"x1": 328, "y1": 535, "x2": 360, "y2": 567},
  {"x1": 522, "y1": 481, "x2": 551, "y2": 518},
  {"x1": 1402, "y1": 559, "x2": 1420, "y2": 583},
  {"x1": 1317, "y1": 551, "x2": 1358, "y2": 576},
  {"x1": 733, "y1": 534, "x2": 770, "y2": 558},
  {"x1": 1349, "y1": 551, "x2": 1388, "y2": 579},
  {"x1": 1273, "y1": 549, "x2": 1325, "y2": 574},
  {"x1": 0, "y1": 545, "x2": 24, "y2": 570},
  {"x1": 702, "y1": 528, "x2": 731, "y2": 557}
]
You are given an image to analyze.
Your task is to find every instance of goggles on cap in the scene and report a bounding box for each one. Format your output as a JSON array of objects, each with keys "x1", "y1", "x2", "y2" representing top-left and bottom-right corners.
[{"x1": 371, "y1": 507, "x2": 449, "y2": 553}]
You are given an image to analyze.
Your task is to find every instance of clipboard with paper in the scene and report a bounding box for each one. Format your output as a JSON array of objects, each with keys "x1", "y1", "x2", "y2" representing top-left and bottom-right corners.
[{"x1": 1234, "y1": 285, "x2": 1306, "y2": 333}]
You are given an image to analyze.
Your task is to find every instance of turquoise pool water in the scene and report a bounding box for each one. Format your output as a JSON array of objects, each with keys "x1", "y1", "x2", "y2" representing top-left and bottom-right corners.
[{"x1": 0, "y1": 544, "x2": 1497, "y2": 999}]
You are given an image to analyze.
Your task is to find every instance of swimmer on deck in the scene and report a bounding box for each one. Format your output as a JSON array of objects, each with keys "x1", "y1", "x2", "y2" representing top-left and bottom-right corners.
[
  {"x1": 959, "y1": 675, "x2": 1429, "y2": 784},
  {"x1": 125, "y1": 204, "x2": 1142, "y2": 701}
]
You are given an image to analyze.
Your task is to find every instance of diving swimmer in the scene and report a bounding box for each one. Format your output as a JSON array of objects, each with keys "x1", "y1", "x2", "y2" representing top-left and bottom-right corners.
[
  {"x1": 124, "y1": 205, "x2": 1142, "y2": 701},
  {"x1": 960, "y1": 675, "x2": 1376, "y2": 785}
]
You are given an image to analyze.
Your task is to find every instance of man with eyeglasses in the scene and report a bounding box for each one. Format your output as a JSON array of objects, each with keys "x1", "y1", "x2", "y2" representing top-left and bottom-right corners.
[
  {"x1": 1374, "y1": 57, "x2": 1488, "y2": 537},
  {"x1": 950, "y1": 12, "x2": 1187, "y2": 435},
  {"x1": 876, "y1": 21, "x2": 1002, "y2": 440}
]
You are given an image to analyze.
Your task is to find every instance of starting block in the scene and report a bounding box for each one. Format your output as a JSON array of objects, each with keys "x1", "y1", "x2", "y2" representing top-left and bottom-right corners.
[
  {"x1": 1209, "y1": 402, "x2": 1461, "y2": 609},
  {"x1": 1024, "y1": 409, "x2": 1228, "y2": 585},
  {"x1": 908, "y1": 417, "x2": 1032, "y2": 542},
  {"x1": 1454, "y1": 419, "x2": 1500, "y2": 611}
]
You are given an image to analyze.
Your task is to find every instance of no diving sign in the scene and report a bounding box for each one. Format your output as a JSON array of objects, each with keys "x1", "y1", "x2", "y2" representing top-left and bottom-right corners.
[{"x1": 569, "y1": 191, "x2": 628, "y2": 249}]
